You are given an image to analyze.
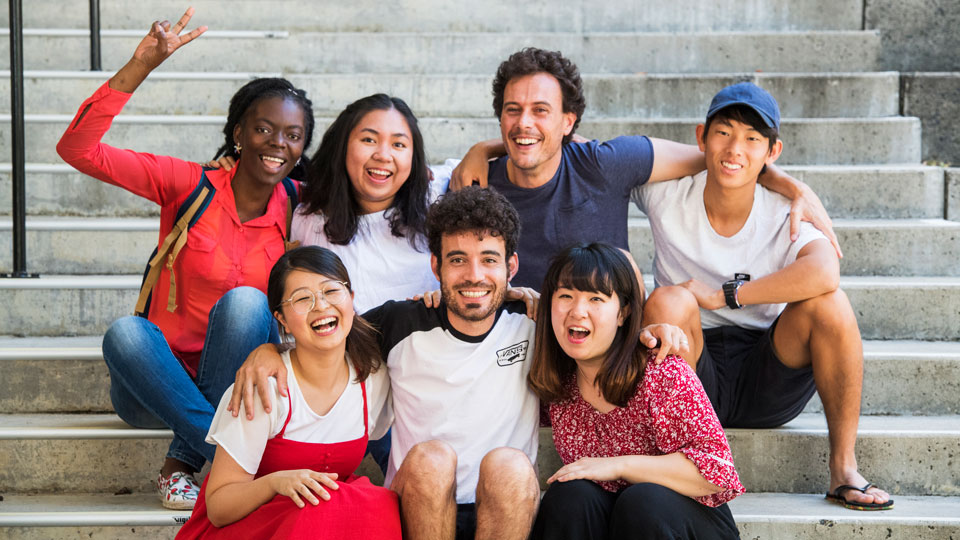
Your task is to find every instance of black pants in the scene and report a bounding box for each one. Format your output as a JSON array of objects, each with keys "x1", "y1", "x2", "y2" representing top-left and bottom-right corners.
[{"x1": 531, "y1": 480, "x2": 739, "y2": 540}]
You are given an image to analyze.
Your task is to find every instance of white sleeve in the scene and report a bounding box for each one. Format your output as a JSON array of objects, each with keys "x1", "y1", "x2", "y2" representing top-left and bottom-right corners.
[
  {"x1": 427, "y1": 160, "x2": 456, "y2": 203},
  {"x1": 364, "y1": 367, "x2": 394, "y2": 441},
  {"x1": 630, "y1": 182, "x2": 650, "y2": 214},
  {"x1": 206, "y1": 380, "x2": 287, "y2": 475},
  {"x1": 785, "y1": 219, "x2": 829, "y2": 262}
]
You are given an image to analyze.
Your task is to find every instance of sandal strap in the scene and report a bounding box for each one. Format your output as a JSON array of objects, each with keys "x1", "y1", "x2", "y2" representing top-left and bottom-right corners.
[{"x1": 833, "y1": 483, "x2": 873, "y2": 496}]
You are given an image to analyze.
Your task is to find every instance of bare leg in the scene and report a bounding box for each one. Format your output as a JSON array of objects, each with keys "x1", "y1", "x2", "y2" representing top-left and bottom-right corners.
[
  {"x1": 160, "y1": 457, "x2": 195, "y2": 477},
  {"x1": 474, "y1": 447, "x2": 539, "y2": 540},
  {"x1": 641, "y1": 285, "x2": 704, "y2": 370},
  {"x1": 773, "y1": 288, "x2": 890, "y2": 506},
  {"x1": 391, "y1": 440, "x2": 458, "y2": 540}
]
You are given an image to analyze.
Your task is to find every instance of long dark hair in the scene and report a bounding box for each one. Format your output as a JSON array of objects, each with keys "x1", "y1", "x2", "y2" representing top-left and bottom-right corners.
[
  {"x1": 267, "y1": 246, "x2": 382, "y2": 382},
  {"x1": 528, "y1": 243, "x2": 647, "y2": 407},
  {"x1": 300, "y1": 94, "x2": 430, "y2": 249},
  {"x1": 213, "y1": 77, "x2": 316, "y2": 180}
]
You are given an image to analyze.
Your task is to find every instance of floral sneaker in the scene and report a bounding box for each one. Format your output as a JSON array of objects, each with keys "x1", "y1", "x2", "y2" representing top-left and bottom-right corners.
[{"x1": 157, "y1": 471, "x2": 200, "y2": 510}]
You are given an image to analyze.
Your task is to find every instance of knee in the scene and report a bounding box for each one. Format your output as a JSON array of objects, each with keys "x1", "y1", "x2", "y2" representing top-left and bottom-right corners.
[
  {"x1": 643, "y1": 286, "x2": 699, "y2": 323},
  {"x1": 213, "y1": 286, "x2": 269, "y2": 318},
  {"x1": 477, "y1": 447, "x2": 537, "y2": 500},
  {"x1": 610, "y1": 483, "x2": 673, "y2": 529},
  {"x1": 795, "y1": 288, "x2": 858, "y2": 329},
  {"x1": 538, "y1": 479, "x2": 605, "y2": 521},
  {"x1": 480, "y1": 447, "x2": 537, "y2": 490},
  {"x1": 400, "y1": 440, "x2": 457, "y2": 495},
  {"x1": 102, "y1": 316, "x2": 157, "y2": 369}
]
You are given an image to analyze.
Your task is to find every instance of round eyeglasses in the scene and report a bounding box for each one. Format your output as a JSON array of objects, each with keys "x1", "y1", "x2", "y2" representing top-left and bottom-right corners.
[{"x1": 279, "y1": 282, "x2": 350, "y2": 314}]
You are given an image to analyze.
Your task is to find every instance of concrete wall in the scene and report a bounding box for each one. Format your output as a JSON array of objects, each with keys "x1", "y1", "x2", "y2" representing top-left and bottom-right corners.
[
  {"x1": 866, "y1": 0, "x2": 960, "y2": 71},
  {"x1": 902, "y1": 73, "x2": 960, "y2": 164},
  {"x1": 947, "y1": 169, "x2": 960, "y2": 222}
]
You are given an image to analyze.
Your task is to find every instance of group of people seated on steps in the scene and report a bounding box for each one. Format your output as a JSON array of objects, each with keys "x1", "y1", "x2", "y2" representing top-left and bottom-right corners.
[{"x1": 55, "y1": 7, "x2": 894, "y2": 540}]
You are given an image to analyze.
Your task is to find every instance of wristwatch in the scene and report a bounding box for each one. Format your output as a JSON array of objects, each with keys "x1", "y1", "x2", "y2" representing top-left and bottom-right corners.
[{"x1": 722, "y1": 279, "x2": 745, "y2": 310}]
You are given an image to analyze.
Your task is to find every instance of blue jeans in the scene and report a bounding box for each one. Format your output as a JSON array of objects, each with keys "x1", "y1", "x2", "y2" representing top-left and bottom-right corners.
[{"x1": 102, "y1": 286, "x2": 279, "y2": 472}]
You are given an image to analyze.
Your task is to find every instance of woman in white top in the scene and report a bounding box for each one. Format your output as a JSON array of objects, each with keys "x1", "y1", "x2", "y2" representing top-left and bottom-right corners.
[
  {"x1": 293, "y1": 94, "x2": 451, "y2": 313},
  {"x1": 177, "y1": 246, "x2": 398, "y2": 539}
]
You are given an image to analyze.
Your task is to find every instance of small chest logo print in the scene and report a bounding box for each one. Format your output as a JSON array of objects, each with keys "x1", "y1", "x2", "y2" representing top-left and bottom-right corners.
[{"x1": 496, "y1": 340, "x2": 529, "y2": 367}]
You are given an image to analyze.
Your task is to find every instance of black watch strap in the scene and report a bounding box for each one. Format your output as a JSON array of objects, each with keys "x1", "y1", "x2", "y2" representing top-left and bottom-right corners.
[{"x1": 723, "y1": 279, "x2": 744, "y2": 310}]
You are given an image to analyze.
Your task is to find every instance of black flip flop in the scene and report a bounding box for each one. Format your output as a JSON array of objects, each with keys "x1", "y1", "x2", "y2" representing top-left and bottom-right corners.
[{"x1": 825, "y1": 483, "x2": 894, "y2": 511}]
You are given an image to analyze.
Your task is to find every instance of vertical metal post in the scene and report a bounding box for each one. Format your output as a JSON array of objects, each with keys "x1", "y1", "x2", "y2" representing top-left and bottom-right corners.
[
  {"x1": 6, "y1": 0, "x2": 34, "y2": 277},
  {"x1": 89, "y1": 0, "x2": 101, "y2": 71}
]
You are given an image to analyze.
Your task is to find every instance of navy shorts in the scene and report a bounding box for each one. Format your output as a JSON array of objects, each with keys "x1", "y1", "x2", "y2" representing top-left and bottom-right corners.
[
  {"x1": 455, "y1": 503, "x2": 476, "y2": 540},
  {"x1": 696, "y1": 316, "x2": 816, "y2": 428}
]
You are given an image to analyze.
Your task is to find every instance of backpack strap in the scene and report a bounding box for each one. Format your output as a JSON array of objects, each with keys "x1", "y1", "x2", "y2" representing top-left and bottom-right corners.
[
  {"x1": 281, "y1": 177, "x2": 300, "y2": 251},
  {"x1": 134, "y1": 171, "x2": 216, "y2": 317}
]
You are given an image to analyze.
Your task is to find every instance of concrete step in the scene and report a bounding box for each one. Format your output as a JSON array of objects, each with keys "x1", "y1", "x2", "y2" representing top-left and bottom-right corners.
[
  {"x1": 1, "y1": 493, "x2": 958, "y2": 540},
  {"x1": 0, "y1": 493, "x2": 185, "y2": 540},
  {"x1": 0, "y1": 164, "x2": 156, "y2": 217},
  {"x1": 804, "y1": 340, "x2": 960, "y2": 416},
  {"x1": 7, "y1": 115, "x2": 921, "y2": 165},
  {"x1": 0, "y1": 217, "x2": 158, "y2": 275},
  {"x1": 0, "y1": 70, "x2": 902, "y2": 119},
  {"x1": 0, "y1": 336, "x2": 108, "y2": 414},
  {"x1": 627, "y1": 217, "x2": 960, "y2": 277},
  {"x1": 3, "y1": 413, "x2": 958, "y2": 496},
  {"x1": 2, "y1": 336, "x2": 956, "y2": 416},
  {"x1": 0, "y1": 216, "x2": 955, "y2": 276},
  {"x1": 0, "y1": 0, "x2": 865, "y2": 32},
  {"x1": 0, "y1": 30, "x2": 882, "y2": 73},
  {"x1": 0, "y1": 414, "x2": 171, "y2": 494},
  {"x1": 0, "y1": 276, "x2": 957, "y2": 339},
  {"x1": 4, "y1": 164, "x2": 944, "y2": 219}
]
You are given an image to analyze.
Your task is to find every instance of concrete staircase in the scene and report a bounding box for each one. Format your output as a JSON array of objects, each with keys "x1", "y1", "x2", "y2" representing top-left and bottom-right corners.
[{"x1": 1, "y1": 1, "x2": 958, "y2": 538}]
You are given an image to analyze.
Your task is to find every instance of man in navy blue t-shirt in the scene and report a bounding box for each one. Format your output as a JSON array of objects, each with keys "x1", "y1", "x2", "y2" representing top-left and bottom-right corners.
[{"x1": 453, "y1": 48, "x2": 839, "y2": 291}]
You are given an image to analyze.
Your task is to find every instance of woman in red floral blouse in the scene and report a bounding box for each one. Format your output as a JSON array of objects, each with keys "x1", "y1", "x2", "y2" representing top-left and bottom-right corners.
[{"x1": 528, "y1": 243, "x2": 744, "y2": 540}]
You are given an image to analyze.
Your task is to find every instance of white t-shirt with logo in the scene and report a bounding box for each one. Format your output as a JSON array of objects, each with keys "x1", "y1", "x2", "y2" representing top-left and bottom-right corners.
[
  {"x1": 633, "y1": 171, "x2": 826, "y2": 330},
  {"x1": 364, "y1": 300, "x2": 538, "y2": 504}
]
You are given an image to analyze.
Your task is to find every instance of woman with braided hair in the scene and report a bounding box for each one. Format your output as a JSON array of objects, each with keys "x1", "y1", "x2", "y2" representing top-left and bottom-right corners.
[{"x1": 56, "y1": 8, "x2": 314, "y2": 510}]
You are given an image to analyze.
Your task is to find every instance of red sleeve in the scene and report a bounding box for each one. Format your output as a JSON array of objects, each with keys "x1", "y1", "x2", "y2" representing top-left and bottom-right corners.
[
  {"x1": 56, "y1": 81, "x2": 202, "y2": 207},
  {"x1": 643, "y1": 354, "x2": 745, "y2": 507}
]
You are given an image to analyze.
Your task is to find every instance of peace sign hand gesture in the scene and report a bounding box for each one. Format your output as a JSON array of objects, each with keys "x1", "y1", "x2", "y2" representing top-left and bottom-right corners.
[
  {"x1": 109, "y1": 7, "x2": 207, "y2": 93},
  {"x1": 132, "y1": 7, "x2": 207, "y2": 71}
]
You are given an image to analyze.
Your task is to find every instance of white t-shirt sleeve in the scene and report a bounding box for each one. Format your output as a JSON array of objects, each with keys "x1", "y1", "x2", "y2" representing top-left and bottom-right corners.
[
  {"x1": 785, "y1": 219, "x2": 828, "y2": 262},
  {"x1": 206, "y1": 379, "x2": 287, "y2": 475},
  {"x1": 364, "y1": 366, "x2": 394, "y2": 441},
  {"x1": 427, "y1": 160, "x2": 456, "y2": 203}
]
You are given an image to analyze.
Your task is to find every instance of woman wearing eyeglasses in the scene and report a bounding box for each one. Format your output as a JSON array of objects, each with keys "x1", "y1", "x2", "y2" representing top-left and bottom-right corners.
[{"x1": 177, "y1": 246, "x2": 399, "y2": 539}]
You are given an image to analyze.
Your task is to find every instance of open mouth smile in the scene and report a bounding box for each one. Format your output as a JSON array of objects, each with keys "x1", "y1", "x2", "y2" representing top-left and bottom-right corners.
[{"x1": 310, "y1": 316, "x2": 339, "y2": 336}]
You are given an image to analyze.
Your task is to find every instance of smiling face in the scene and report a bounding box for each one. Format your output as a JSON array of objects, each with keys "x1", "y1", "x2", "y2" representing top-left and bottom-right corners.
[
  {"x1": 274, "y1": 269, "x2": 355, "y2": 355},
  {"x1": 499, "y1": 72, "x2": 577, "y2": 188},
  {"x1": 345, "y1": 107, "x2": 414, "y2": 214},
  {"x1": 233, "y1": 96, "x2": 307, "y2": 187},
  {"x1": 550, "y1": 285, "x2": 626, "y2": 367},
  {"x1": 697, "y1": 116, "x2": 782, "y2": 192},
  {"x1": 431, "y1": 230, "x2": 518, "y2": 335}
]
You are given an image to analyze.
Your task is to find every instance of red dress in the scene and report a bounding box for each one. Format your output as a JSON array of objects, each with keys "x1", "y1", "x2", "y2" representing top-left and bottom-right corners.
[{"x1": 176, "y1": 381, "x2": 401, "y2": 539}]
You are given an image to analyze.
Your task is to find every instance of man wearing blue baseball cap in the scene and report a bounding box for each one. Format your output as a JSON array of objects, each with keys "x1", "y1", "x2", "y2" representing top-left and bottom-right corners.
[
  {"x1": 635, "y1": 82, "x2": 893, "y2": 511},
  {"x1": 448, "y1": 49, "x2": 841, "y2": 292}
]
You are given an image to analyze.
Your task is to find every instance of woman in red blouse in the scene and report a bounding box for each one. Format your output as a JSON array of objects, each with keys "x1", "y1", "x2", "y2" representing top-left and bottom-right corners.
[
  {"x1": 56, "y1": 9, "x2": 314, "y2": 510},
  {"x1": 528, "y1": 243, "x2": 744, "y2": 539}
]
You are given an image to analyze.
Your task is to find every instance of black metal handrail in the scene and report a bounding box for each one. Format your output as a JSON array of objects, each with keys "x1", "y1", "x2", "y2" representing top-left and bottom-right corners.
[
  {"x1": 3, "y1": 0, "x2": 98, "y2": 277},
  {"x1": 89, "y1": 0, "x2": 100, "y2": 71},
  {"x1": 4, "y1": 0, "x2": 32, "y2": 278}
]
